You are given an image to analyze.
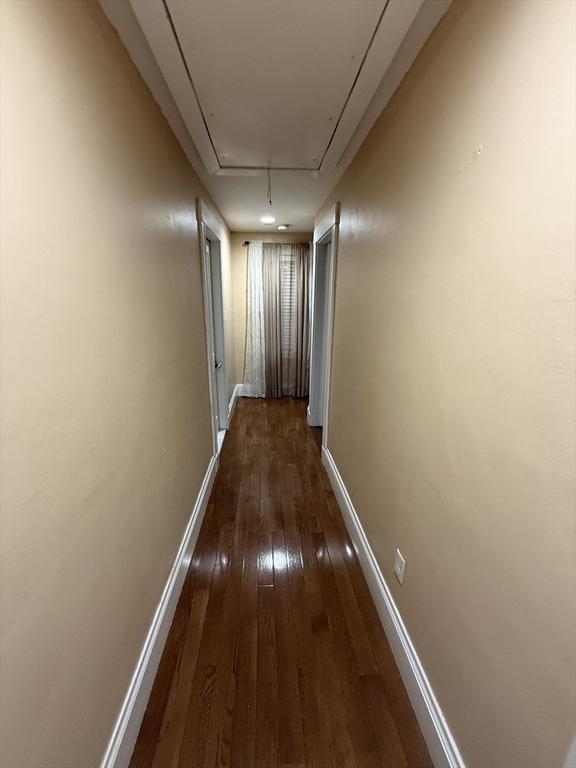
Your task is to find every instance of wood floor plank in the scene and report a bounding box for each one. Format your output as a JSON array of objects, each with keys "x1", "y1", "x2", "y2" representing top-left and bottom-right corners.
[
  {"x1": 229, "y1": 526, "x2": 259, "y2": 768},
  {"x1": 130, "y1": 398, "x2": 432, "y2": 768},
  {"x1": 271, "y1": 529, "x2": 305, "y2": 768},
  {"x1": 282, "y1": 485, "x2": 331, "y2": 768},
  {"x1": 129, "y1": 581, "x2": 191, "y2": 768},
  {"x1": 256, "y1": 585, "x2": 280, "y2": 768},
  {"x1": 151, "y1": 586, "x2": 209, "y2": 768},
  {"x1": 176, "y1": 526, "x2": 233, "y2": 767},
  {"x1": 300, "y1": 530, "x2": 358, "y2": 768},
  {"x1": 312, "y1": 534, "x2": 385, "y2": 768}
]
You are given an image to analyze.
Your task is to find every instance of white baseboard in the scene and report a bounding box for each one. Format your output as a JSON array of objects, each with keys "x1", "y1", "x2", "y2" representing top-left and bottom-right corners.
[
  {"x1": 228, "y1": 383, "x2": 242, "y2": 421},
  {"x1": 100, "y1": 453, "x2": 220, "y2": 768},
  {"x1": 321, "y1": 447, "x2": 465, "y2": 768}
]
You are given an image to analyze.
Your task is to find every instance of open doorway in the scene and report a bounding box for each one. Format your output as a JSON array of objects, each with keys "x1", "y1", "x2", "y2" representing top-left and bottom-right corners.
[
  {"x1": 197, "y1": 199, "x2": 228, "y2": 455},
  {"x1": 308, "y1": 203, "x2": 339, "y2": 451}
]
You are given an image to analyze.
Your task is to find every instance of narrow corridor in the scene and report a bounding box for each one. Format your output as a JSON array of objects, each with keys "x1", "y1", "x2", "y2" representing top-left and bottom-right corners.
[{"x1": 130, "y1": 398, "x2": 431, "y2": 768}]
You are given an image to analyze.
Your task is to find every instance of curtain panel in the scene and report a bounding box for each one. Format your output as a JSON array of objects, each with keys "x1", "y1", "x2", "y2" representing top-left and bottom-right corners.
[
  {"x1": 244, "y1": 241, "x2": 266, "y2": 397},
  {"x1": 244, "y1": 241, "x2": 310, "y2": 399}
]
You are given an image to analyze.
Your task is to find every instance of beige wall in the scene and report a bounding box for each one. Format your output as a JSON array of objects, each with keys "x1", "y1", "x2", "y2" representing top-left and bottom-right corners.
[
  {"x1": 0, "y1": 2, "x2": 231, "y2": 766},
  {"x1": 317, "y1": 1, "x2": 576, "y2": 766},
  {"x1": 230, "y1": 231, "x2": 312, "y2": 386}
]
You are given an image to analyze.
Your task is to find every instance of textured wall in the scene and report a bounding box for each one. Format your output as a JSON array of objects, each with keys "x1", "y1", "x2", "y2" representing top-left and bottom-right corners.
[
  {"x1": 0, "y1": 2, "x2": 230, "y2": 765},
  {"x1": 316, "y1": 1, "x2": 576, "y2": 765}
]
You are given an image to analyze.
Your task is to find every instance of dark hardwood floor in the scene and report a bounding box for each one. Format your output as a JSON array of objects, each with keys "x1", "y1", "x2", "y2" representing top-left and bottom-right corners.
[{"x1": 130, "y1": 397, "x2": 432, "y2": 768}]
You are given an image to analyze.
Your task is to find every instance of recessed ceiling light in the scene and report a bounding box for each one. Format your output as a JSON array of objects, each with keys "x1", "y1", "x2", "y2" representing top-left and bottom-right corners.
[
  {"x1": 277, "y1": 224, "x2": 290, "y2": 231},
  {"x1": 260, "y1": 215, "x2": 276, "y2": 224}
]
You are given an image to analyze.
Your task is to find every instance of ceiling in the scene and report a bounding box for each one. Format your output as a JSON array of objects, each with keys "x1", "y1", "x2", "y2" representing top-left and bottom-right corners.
[
  {"x1": 101, "y1": 0, "x2": 451, "y2": 231},
  {"x1": 147, "y1": 0, "x2": 385, "y2": 172}
]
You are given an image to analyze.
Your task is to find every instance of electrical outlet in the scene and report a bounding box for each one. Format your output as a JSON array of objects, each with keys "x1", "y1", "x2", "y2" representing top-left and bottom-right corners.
[{"x1": 393, "y1": 548, "x2": 406, "y2": 585}]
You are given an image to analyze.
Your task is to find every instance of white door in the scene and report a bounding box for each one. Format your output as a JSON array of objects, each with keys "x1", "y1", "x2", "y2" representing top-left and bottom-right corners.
[{"x1": 205, "y1": 237, "x2": 228, "y2": 433}]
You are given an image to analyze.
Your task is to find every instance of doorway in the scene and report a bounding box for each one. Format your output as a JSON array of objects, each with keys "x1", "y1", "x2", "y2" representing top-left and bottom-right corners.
[
  {"x1": 308, "y1": 203, "x2": 339, "y2": 450},
  {"x1": 206, "y1": 236, "x2": 227, "y2": 435},
  {"x1": 197, "y1": 199, "x2": 228, "y2": 455}
]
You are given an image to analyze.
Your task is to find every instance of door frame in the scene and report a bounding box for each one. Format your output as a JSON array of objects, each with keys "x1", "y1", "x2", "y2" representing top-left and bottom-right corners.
[
  {"x1": 308, "y1": 202, "x2": 340, "y2": 449},
  {"x1": 196, "y1": 198, "x2": 228, "y2": 455}
]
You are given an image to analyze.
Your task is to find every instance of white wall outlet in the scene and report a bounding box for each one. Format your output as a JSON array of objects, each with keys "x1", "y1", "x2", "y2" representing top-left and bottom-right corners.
[{"x1": 393, "y1": 548, "x2": 406, "y2": 585}]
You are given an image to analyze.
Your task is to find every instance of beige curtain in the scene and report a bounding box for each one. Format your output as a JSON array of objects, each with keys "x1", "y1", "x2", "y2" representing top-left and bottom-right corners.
[{"x1": 262, "y1": 242, "x2": 310, "y2": 398}]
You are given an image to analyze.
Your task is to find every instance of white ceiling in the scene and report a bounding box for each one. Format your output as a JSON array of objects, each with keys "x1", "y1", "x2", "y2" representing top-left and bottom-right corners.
[
  {"x1": 164, "y1": 0, "x2": 385, "y2": 171},
  {"x1": 101, "y1": 0, "x2": 451, "y2": 231}
]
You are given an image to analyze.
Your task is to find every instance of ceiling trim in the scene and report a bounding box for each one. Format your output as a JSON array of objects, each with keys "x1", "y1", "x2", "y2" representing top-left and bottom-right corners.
[
  {"x1": 319, "y1": 0, "x2": 424, "y2": 174},
  {"x1": 214, "y1": 167, "x2": 319, "y2": 178},
  {"x1": 160, "y1": 1, "x2": 221, "y2": 166},
  {"x1": 99, "y1": 0, "x2": 212, "y2": 187},
  {"x1": 101, "y1": 0, "x2": 453, "y2": 230},
  {"x1": 317, "y1": 0, "x2": 390, "y2": 171},
  {"x1": 129, "y1": 0, "x2": 220, "y2": 173},
  {"x1": 131, "y1": 0, "x2": 426, "y2": 178},
  {"x1": 335, "y1": 0, "x2": 451, "y2": 174}
]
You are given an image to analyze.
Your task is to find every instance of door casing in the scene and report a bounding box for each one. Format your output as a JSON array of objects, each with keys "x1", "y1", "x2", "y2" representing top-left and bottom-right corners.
[
  {"x1": 308, "y1": 203, "x2": 339, "y2": 450},
  {"x1": 197, "y1": 198, "x2": 228, "y2": 455}
]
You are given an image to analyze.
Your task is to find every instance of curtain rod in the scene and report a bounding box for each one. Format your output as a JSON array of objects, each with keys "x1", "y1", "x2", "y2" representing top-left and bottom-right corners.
[{"x1": 242, "y1": 240, "x2": 310, "y2": 246}]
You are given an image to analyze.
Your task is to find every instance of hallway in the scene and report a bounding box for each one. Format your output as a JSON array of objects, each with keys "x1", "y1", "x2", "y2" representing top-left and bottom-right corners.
[
  {"x1": 2, "y1": 2, "x2": 575, "y2": 766},
  {"x1": 130, "y1": 398, "x2": 431, "y2": 768}
]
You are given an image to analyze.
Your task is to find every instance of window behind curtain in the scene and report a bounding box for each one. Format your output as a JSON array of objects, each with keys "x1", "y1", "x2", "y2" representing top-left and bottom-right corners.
[
  {"x1": 262, "y1": 242, "x2": 310, "y2": 398},
  {"x1": 280, "y1": 246, "x2": 297, "y2": 360}
]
